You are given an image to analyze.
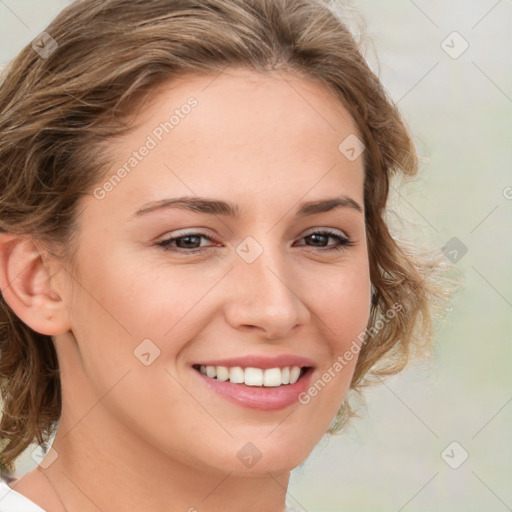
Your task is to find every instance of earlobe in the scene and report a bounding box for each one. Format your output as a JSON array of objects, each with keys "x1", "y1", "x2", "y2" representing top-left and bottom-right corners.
[{"x1": 0, "y1": 233, "x2": 71, "y2": 336}]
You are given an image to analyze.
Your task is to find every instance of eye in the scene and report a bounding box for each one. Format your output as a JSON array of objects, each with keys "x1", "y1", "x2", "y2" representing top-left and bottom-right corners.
[
  {"x1": 295, "y1": 229, "x2": 354, "y2": 252},
  {"x1": 156, "y1": 232, "x2": 215, "y2": 253},
  {"x1": 156, "y1": 229, "x2": 353, "y2": 254}
]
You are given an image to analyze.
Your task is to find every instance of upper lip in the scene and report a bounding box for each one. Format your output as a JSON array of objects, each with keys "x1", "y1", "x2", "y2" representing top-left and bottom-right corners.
[{"x1": 193, "y1": 354, "x2": 315, "y2": 369}]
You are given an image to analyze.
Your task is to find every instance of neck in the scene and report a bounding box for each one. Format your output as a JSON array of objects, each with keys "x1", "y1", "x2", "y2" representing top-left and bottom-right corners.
[{"x1": 46, "y1": 421, "x2": 290, "y2": 512}]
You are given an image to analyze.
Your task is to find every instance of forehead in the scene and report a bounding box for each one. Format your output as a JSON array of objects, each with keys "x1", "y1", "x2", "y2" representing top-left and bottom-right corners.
[
  {"x1": 92, "y1": 67, "x2": 365, "y2": 219},
  {"x1": 144, "y1": 67, "x2": 361, "y2": 143}
]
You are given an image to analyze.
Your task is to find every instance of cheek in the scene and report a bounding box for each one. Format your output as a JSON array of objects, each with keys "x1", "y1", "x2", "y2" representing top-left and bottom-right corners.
[
  {"x1": 70, "y1": 248, "x2": 184, "y2": 341},
  {"x1": 329, "y1": 269, "x2": 371, "y2": 373},
  {"x1": 308, "y1": 258, "x2": 372, "y2": 351},
  {"x1": 297, "y1": 258, "x2": 371, "y2": 421},
  {"x1": 65, "y1": 247, "x2": 212, "y2": 410}
]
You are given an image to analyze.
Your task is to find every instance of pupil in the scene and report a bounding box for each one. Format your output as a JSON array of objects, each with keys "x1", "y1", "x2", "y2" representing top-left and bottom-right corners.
[
  {"x1": 310, "y1": 234, "x2": 326, "y2": 246},
  {"x1": 181, "y1": 236, "x2": 199, "y2": 248}
]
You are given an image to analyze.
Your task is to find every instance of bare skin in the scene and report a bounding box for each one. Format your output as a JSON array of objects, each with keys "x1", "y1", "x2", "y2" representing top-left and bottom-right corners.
[{"x1": 1, "y1": 67, "x2": 370, "y2": 511}]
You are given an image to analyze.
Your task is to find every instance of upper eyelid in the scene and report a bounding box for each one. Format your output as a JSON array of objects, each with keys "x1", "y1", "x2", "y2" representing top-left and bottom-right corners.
[{"x1": 300, "y1": 227, "x2": 350, "y2": 238}]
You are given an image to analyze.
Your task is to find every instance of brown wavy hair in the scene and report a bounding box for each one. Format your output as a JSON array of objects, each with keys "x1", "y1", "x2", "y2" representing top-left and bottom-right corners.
[{"x1": 0, "y1": 0, "x2": 452, "y2": 475}]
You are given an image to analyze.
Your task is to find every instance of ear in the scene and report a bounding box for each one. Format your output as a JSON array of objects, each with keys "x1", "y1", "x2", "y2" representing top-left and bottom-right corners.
[{"x1": 0, "y1": 233, "x2": 71, "y2": 336}]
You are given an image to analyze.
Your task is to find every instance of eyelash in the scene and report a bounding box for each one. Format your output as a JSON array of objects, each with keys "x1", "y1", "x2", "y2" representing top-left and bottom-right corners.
[{"x1": 156, "y1": 229, "x2": 354, "y2": 254}]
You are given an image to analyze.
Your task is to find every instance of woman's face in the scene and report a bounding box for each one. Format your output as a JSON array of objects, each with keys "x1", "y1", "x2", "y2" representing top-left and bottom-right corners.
[{"x1": 56, "y1": 68, "x2": 371, "y2": 474}]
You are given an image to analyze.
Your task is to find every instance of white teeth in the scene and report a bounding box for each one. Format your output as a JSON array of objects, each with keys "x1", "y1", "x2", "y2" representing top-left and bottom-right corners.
[
  {"x1": 216, "y1": 366, "x2": 229, "y2": 381},
  {"x1": 289, "y1": 366, "x2": 301, "y2": 384},
  {"x1": 263, "y1": 368, "x2": 282, "y2": 387},
  {"x1": 197, "y1": 364, "x2": 305, "y2": 386},
  {"x1": 244, "y1": 367, "x2": 263, "y2": 386},
  {"x1": 229, "y1": 366, "x2": 244, "y2": 384}
]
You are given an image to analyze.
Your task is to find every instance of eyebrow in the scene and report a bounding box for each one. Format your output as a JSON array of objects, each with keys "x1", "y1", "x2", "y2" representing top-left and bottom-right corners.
[{"x1": 130, "y1": 194, "x2": 363, "y2": 219}]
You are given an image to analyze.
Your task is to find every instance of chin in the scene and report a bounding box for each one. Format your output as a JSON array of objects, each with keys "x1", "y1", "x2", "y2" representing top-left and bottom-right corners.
[{"x1": 209, "y1": 439, "x2": 316, "y2": 475}]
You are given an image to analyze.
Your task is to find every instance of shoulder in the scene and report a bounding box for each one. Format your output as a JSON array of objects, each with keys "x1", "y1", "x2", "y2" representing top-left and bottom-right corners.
[{"x1": 0, "y1": 477, "x2": 47, "y2": 511}]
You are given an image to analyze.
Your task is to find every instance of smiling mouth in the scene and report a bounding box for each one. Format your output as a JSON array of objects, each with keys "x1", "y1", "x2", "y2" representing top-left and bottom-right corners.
[{"x1": 192, "y1": 364, "x2": 310, "y2": 387}]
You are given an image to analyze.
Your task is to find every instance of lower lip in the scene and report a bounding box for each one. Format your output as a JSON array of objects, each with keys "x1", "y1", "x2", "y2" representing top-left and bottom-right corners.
[{"x1": 193, "y1": 368, "x2": 313, "y2": 411}]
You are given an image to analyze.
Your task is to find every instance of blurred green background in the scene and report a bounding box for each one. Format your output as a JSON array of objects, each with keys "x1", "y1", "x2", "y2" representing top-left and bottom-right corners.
[{"x1": 1, "y1": 1, "x2": 511, "y2": 511}]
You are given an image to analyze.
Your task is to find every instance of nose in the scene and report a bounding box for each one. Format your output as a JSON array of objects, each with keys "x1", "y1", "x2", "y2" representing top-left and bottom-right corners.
[{"x1": 223, "y1": 244, "x2": 310, "y2": 339}]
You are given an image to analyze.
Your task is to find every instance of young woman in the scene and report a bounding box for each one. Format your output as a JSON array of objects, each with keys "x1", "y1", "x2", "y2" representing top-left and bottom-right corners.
[{"x1": 0, "y1": 0, "x2": 448, "y2": 510}]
